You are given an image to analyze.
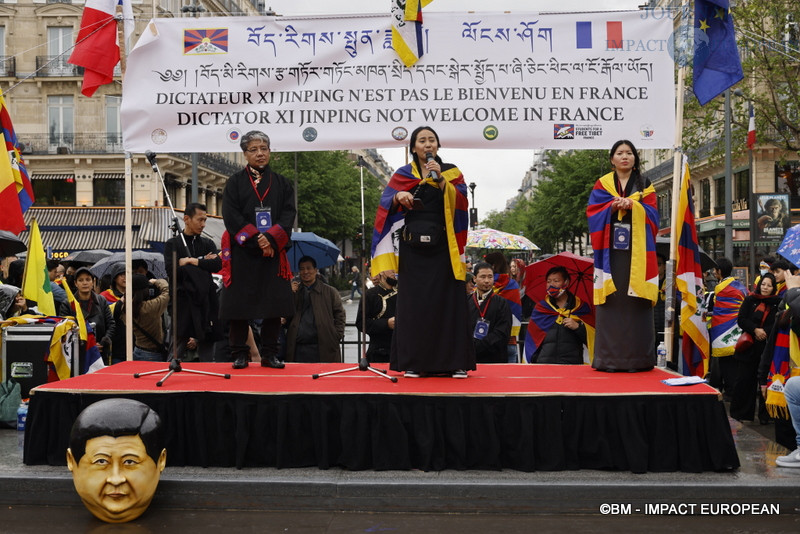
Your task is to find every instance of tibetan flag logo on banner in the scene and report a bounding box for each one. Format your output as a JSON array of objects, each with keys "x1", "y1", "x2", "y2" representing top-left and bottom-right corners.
[
  {"x1": 674, "y1": 157, "x2": 710, "y2": 377},
  {"x1": 184, "y1": 28, "x2": 229, "y2": 55},
  {"x1": 575, "y1": 20, "x2": 623, "y2": 50},
  {"x1": 391, "y1": 0, "x2": 434, "y2": 67}
]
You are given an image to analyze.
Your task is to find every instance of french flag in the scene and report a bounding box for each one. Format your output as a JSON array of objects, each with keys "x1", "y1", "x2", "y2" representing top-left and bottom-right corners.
[
  {"x1": 747, "y1": 104, "x2": 756, "y2": 150},
  {"x1": 68, "y1": 0, "x2": 133, "y2": 97},
  {"x1": 576, "y1": 20, "x2": 623, "y2": 50}
]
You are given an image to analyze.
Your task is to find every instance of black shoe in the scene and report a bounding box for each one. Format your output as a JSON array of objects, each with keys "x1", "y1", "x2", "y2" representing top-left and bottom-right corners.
[
  {"x1": 261, "y1": 355, "x2": 285, "y2": 369},
  {"x1": 232, "y1": 355, "x2": 248, "y2": 369}
]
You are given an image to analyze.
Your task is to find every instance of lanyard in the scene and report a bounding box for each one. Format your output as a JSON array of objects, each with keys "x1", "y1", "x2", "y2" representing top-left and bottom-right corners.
[
  {"x1": 472, "y1": 290, "x2": 494, "y2": 320},
  {"x1": 247, "y1": 166, "x2": 272, "y2": 206}
]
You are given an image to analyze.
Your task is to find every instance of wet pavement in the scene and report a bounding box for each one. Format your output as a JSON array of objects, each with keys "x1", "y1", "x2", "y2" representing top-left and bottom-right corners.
[{"x1": 4, "y1": 295, "x2": 800, "y2": 529}]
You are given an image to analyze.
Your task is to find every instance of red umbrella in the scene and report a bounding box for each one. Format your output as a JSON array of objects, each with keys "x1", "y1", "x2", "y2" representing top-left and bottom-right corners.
[{"x1": 524, "y1": 252, "x2": 594, "y2": 306}]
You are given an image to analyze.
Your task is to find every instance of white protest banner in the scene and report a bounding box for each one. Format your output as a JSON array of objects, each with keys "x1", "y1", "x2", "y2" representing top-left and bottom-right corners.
[{"x1": 121, "y1": 11, "x2": 675, "y2": 152}]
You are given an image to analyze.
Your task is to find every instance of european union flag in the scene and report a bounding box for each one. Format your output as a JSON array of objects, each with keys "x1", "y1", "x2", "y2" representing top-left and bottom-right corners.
[{"x1": 693, "y1": 0, "x2": 743, "y2": 105}]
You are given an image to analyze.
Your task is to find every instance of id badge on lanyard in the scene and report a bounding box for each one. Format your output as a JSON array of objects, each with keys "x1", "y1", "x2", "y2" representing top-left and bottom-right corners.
[
  {"x1": 474, "y1": 319, "x2": 489, "y2": 340},
  {"x1": 255, "y1": 207, "x2": 272, "y2": 232},
  {"x1": 612, "y1": 222, "x2": 631, "y2": 250}
]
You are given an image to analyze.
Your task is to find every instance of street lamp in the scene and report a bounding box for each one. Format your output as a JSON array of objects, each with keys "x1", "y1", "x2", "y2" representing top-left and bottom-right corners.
[{"x1": 468, "y1": 182, "x2": 477, "y2": 229}]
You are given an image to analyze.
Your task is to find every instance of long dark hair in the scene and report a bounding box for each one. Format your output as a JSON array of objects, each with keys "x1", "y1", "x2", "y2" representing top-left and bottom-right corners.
[
  {"x1": 756, "y1": 272, "x2": 777, "y2": 296},
  {"x1": 408, "y1": 125, "x2": 442, "y2": 172},
  {"x1": 609, "y1": 139, "x2": 644, "y2": 192}
]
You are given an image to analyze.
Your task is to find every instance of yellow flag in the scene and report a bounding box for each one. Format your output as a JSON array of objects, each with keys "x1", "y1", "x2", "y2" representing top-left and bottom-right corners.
[
  {"x1": 58, "y1": 277, "x2": 87, "y2": 341},
  {"x1": 21, "y1": 218, "x2": 56, "y2": 316}
]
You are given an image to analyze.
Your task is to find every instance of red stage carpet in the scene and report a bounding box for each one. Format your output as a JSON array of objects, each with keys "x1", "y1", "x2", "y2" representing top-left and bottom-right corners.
[
  {"x1": 33, "y1": 361, "x2": 721, "y2": 396},
  {"x1": 24, "y1": 363, "x2": 739, "y2": 473}
]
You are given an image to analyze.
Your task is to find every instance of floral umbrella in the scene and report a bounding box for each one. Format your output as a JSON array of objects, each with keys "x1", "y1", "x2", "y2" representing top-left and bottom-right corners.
[{"x1": 466, "y1": 228, "x2": 539, "y2": 251}]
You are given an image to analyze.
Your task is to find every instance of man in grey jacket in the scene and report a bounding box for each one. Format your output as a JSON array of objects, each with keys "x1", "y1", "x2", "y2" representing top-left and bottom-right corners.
[{"x1": 286, "y1": 256, "x2": 345, "y2": 362}]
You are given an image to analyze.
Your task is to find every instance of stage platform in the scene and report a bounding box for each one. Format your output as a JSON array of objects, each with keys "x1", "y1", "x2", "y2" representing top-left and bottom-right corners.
[{"x1": 24, "y1": 362, "x2": 738, "y2": 474}]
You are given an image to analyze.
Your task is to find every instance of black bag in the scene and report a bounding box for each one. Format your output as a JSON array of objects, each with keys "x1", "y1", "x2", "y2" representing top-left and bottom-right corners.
[{"x1": 401, "y1": 218, "x2": 444, "y2": 249}]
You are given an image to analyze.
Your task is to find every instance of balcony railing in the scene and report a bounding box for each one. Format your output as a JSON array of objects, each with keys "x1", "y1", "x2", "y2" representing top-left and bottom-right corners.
[
  {"x1": 35, "y1": 56, "x2": 83, "y2": 77},
  {"x1": 18, "y1": 133, "x2": 240, "y2": 174},
  {"x1": 19, "y1": 133, "x2": 123, "y2": 155},
  {"x1": 0, "y1": 56, "x2": 16, "y2": 78}
]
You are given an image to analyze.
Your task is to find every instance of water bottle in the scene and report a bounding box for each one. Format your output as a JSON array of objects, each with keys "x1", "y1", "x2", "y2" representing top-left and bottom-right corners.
[
  {"x1": 16, "y1": 401, "x2": 28, "y2": 432},
  {"x1": 656, "y1": 341, "x2": 667, "y2": 368}
]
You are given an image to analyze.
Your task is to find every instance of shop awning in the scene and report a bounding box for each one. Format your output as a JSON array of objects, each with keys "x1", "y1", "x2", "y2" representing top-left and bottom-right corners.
[{"x1": 18, "y1": 207, "x2": 224, "y2": 253}]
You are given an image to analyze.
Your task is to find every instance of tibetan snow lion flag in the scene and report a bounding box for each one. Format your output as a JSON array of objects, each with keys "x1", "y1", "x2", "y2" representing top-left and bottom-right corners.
[
  {"x1": 391, "y1": 0, "x2": 434, "y2": 67},
  {"x1": 674, "y1": 157, "x2": 710, "y2": 377}
]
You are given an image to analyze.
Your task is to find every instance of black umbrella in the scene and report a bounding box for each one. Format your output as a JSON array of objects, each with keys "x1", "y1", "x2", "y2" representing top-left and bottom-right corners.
[
  {"x1": 63, "y1": 249, "x2": 113, "y2": 265},
  {"x1": 655, "y1": 236, "x2": 717, "y2": 273},
  {"x1": 90, "y1": 251, "x2": 167, "y2": 279},
  {"x1": 0, "y1": 229, "x2": 26, "y2": 257}
]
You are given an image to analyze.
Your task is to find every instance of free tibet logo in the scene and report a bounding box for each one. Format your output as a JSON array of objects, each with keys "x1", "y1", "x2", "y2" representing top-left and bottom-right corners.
[
  {"x1": 483, "y1": 125, "x2": 499, "y2": 141},
  {"x1": 227, "y1": 129, "x2": 241, "y2": 143},
  {"x1": 554, "y1": 124, "x2": 574, "y2": 140}
]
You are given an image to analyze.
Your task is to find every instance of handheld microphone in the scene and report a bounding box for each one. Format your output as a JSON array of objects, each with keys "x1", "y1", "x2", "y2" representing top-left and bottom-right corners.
[
  {"x1": 145, "y1": 150, "x2": 158, "y2": 171},
  {"x1": 425, "y1": 152, "x2": 440, "y2": 182}
]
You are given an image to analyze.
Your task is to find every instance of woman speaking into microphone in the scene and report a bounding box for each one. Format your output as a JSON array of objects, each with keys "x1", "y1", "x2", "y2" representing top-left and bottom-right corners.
[{"x1": 370, "y1": 126, "x2": 475, "y2": 379}]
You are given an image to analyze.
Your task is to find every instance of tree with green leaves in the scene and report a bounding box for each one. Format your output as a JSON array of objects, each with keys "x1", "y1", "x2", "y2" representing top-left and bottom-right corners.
[
  {"x1": 269, "y1": 151, "x2": 382, "y2": 251},
  {"x1": 683, "y1": 1, "x2": 800, "y2": 168},
  {"x1": 484, "y1": 149, "x2": 608, "y2": 254}
]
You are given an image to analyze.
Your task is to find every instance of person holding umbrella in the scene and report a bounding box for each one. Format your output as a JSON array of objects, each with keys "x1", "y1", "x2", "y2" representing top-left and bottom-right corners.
[
  {"x1": 526, "y1": 266, "x2": 593, "y2": 364},
  {"x1": 586, "y1": 140, "x2": 659, "y2": 372}
]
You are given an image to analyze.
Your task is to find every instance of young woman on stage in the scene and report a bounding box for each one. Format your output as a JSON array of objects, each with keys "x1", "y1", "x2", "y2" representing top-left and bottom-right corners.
[
  {"x1": 586, "y1": 140, "x2": 660, "y2": 372},
  {"x1": 370, "y1": 126, "x2": 475, "y2": 378}
]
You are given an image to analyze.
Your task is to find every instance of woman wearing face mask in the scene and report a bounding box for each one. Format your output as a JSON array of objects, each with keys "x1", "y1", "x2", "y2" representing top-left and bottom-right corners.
[
  {"x1": 526, "y1": 266, "x2": 592, "y2": 364},
  {"x1": 586, "y1": 139, "x2": 659, "y2": 372},
  {"x1": 731, "y1": 273, "x2": 781, "y2": 423}
]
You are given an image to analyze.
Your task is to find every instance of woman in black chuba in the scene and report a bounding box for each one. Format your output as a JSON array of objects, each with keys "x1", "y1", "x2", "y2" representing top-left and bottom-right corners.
[{"x1": 370, "y1": 125, "x2": 475, "y2": 378}]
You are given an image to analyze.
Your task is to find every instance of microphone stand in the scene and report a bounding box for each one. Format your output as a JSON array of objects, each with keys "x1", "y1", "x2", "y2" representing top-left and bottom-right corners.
[
  {"x1": 312, "y1": 157, "x2": 396, "y2": 382},
  {"x1": 133, "y1": 151, "x2": 230, "y2": 385}
]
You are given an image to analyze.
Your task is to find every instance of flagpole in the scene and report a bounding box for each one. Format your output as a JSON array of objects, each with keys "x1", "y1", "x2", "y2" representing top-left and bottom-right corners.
[
  {"x1": 118, "y1": 4, "x2": 133, "y2": 361},
  {"x1": 666, "y1": 4, "x2": 691, "y2": 365}
]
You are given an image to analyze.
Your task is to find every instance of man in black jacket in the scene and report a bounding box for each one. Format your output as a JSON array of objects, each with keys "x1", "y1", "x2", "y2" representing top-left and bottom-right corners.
[
  {"x1": 355, "y1": 269, "x2": 398, "y2": 363},
  {"x1": 164, "y1": 203, "x2": 222, "y2": 362},
  {"x1": 467, "y1": 262, "x2": 512, "y2": 363}
]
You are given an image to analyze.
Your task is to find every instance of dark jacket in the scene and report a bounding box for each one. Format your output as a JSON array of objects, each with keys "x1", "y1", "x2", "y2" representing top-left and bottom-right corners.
[
  {"x1": 59, "y1": 291, "x2": 115, "y2": 343},
  {"x1": 467, "y1": 290, "x2": 512, "y2": 363},
  {"x1": 219, "y1": 165, "x2": 296, "y2": 321},
  {"x1": 165, "y1": 232, "x2": 222, "y2": 342},
  {"x1": 355, "y1": 284, "x2": 397, "y2": 362},
  {"x1": 286, "y1": 281, "x2": 346, "y2": 362},
  {"x1": 532, "y1": 292, "x2": 587, "y2": 365},
  {"x1": 759, "y1": 288, "x2": 800, "y2": 385},
  {"x1": 735, "y1": 293, "x2": 780, "y2": 364}
]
